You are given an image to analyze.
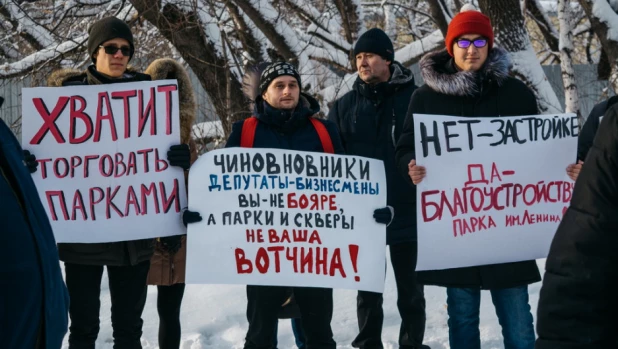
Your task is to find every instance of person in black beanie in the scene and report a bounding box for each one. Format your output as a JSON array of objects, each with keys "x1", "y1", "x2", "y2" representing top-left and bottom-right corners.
[
  {"x1": 328, "y1": 28, "x2": 429, "y2": 349},
  {"x1": 26, "y1": 16, "x2": 196, "y2": 349}
]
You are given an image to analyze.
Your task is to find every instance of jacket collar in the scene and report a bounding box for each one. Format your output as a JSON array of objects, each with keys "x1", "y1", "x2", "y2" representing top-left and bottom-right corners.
[
  {"x1": 253, "y1": 92, "x2": 320, "y2": 133},
  {"x1": 354, "y1": 61, "x2": 415, "y2": 101},
  {"x1": 420, "y1": 46, "x2": 511, "y2": 97}
]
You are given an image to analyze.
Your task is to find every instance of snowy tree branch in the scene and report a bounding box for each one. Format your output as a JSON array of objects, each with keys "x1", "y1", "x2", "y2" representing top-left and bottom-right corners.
[
  {"x1": 525, "y1": 0, "x2": 560, "y2": 52},
  {"x1": 0, "y1": 35, "x2": 87, "y2": 78},
  {"x1": 232, "y1": 0, "x2": 297, "y2": 62}
]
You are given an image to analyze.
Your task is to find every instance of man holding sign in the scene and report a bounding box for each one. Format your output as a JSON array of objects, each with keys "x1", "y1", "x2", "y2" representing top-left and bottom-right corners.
[
  {"x1": 396, "y1": 5, "x2": 540, "y2": 349},
  {"x1": 220, "y1": 62, "x2": 393, "y2": 349},
  {"x1": 25, "y1": 17, "x2": 192, "y2": 348}
]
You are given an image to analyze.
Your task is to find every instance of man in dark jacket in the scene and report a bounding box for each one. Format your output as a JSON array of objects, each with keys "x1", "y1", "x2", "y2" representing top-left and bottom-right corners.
[
  {"x1": 0, "y1": 95, "x2": 69, "y2": 349},
  {"x1": 30, "y1": 17, "x2": 191, "y2": 348},
  {"x1": 395, "y1": 5, "x2": 540, "y2": 349},
  {"x1": 535, "y1": 103, "x2": 618, "y2": 349},
  {"x1": 328, "y1": 28, "x2": 428, "y2": 349},
  {"x1": 565, "y1": 95, "x2": 618, "y2": 181},
  {"x1": 225, "y1": 61, "x2": 394, "y2": 349}
]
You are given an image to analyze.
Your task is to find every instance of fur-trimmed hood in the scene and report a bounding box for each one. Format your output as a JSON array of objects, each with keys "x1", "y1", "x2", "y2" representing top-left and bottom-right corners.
[
  {"x1": 145, "y1": 59, "x2": 196, "y2": 144},
  {"x1": 47, "y1": 60, "x2": 196, "y2": 144},
  {"x1": 420, "y1": 46, "x2": 511, "y2": 97}
]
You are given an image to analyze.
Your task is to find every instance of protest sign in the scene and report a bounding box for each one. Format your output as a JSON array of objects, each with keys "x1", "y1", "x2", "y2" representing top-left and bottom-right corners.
[
  {"x1": 413, "y1": 113, "x2": 577, "y2": 271},
  {"x1": 21, "y1": 80, "x2": 187, "y2": 243},
  {"x1": 186, "y1": 148, "x2": 387, "y2": 293}
]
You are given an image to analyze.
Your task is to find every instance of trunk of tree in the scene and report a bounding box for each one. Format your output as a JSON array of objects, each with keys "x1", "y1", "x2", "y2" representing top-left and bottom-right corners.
[
  {"x1": 558, "y1": 0, "x2": 582, "y2": 123},
  {"x1": 333, "y1": 0, "x2": 363, "y2": 69},
  {"x1": 226, "y1": 2, "x2": 263, "y2": 67},
  {"x1": 479, "y1": 0, "x2": 562, "y2": 113},
  {"x1": 525, "y1": 0, "x2": 560, "y2": 53},
  {"x1": 426, "y1": 0, "x2": 452, "y2": 36},
  {"x1": 129, "y1": 0, "x2": 250, "y2": 136},
  {"x1": 597, "y1": 47, "x2": 611, "y2": 79},
  {"x1": 578, "y1": 0, "x2": 618, "y2": 93},
  {"x1": 232, "y1": 0, "x2": 298, "y2": 63}
]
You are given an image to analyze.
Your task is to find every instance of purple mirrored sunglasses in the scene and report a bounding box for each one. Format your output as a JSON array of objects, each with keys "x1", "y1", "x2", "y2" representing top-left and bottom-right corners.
[{"x1": 456, "y1": 38, "x2": 488, "y2": 49}]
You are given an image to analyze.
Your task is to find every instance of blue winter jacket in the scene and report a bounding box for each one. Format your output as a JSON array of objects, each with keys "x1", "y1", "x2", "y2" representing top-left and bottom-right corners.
[{"x1": 0, "y1": 114, "x2": 69, "y2": 348}]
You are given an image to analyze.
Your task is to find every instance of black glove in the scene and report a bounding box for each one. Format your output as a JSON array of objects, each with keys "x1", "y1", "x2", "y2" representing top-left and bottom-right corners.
[
  {"x1": 160, "y1": 235, "x2": 183, "y2": 254},
  {"x1": 23, "y1": 150, "x2": 38, "y2": 173},
  {"x1": 183, "y1": 209, "x2": 202, "y2": 226},
  {"x1": 373, "y1": 206, "x2": 394, "y2": 226},
  {"x1": 167, "y1": 144, "x2": 191, "y2": 170}
]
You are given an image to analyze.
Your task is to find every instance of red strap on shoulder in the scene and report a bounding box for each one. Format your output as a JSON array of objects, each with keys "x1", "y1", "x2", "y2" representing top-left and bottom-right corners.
[
  {"x1": 309, "y1": 118, "x2": 335, "y2": 154},
  {"x1": 240, "y1": 117, "x2": 259, "y2": 148}
]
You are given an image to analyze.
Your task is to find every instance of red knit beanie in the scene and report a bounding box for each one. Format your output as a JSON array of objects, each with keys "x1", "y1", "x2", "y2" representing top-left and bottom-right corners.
[{"x1": 445, "y1": 5, "x2": 494, "y2": 57}]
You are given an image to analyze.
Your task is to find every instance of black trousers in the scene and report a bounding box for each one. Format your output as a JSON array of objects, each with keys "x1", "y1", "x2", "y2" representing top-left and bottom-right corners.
[
  {"x1": 65, "y1": 261, "x2": 150, "y2": 349},
  {"x1": 244, "y1": 285, "x2": 335, "y2": 349},
  {"x1": 352, "y1": 242, "x2": 426, "y2": 349},
  {"x1": 157, "y1": 283, "x2": 186, "y2": 349}
]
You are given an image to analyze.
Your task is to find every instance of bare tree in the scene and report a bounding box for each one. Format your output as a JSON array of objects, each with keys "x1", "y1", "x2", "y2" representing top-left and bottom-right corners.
[
  {"x1": 479, "y1": 0, "x2": 562, "y2": 113},
  {"x1": 525, "y1": 0, "x2": 560, "y2": 53},
  {"x1": 425, "y1": 0, "x2": 453, "y2": 35},
  {"x1": 558, "y1": 0, "x2": 582, "y2": 122},
  {"x1": 577, "y1": 0, "x2": 618, "y2": 92}
]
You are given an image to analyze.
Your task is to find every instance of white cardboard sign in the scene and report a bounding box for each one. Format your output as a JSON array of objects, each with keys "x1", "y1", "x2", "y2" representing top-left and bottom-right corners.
[
  {"x1": 186, "y1": 148, "x2": 388, "y2": 293},
  {"x1": 21, "y1": 80, "x2": 187, "y2": 243},
  {"x1": 413, "y1": 113, "x2": 577, "y2": 271}
]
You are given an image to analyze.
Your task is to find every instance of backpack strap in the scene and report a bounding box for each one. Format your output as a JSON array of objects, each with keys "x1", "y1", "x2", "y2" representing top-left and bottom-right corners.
[
  {"x1": 240, "y1": 117, "x2": 259, "y2": 148},
  {"x1": 241, "y1": 116, "x2": 334, "y2": 154},
  {"x1": 309, "y1": 118, "x2": 335, "y2": 154}
]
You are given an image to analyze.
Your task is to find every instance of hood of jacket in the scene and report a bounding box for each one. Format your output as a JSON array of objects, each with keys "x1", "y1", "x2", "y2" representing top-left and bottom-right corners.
[
  {"x1": 145, "y1": 58, "x2": 196, "y2": 144},
  {"x1": 353, "y1": 61, "x2": 415, "y2": 100},
  {"x1": 47, "y1": 59, "x2": 196, "y2": 144},
  {"x1": 253, "y1": 92, "x2": 320, "y2": 133},
  {"x1": 420, "y1": 46, "x2": 511, "y2": 97}
]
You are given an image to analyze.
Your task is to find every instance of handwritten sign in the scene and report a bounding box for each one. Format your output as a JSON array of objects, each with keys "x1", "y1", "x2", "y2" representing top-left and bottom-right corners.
[
  {"x1": 413, "y1": 113, "x2": 578, "y2": 271},
  {"x1": 186, "y1": 148, "x2": 387, "y2": 293},
  {"x1": 21, "y1": 80, "x2": 187, "y2": 243}
]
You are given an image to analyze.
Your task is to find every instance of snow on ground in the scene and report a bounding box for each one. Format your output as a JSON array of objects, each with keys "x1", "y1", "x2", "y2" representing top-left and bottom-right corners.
[{"x1": 60, "y1": 258, "x2": 546, "y2": 349}]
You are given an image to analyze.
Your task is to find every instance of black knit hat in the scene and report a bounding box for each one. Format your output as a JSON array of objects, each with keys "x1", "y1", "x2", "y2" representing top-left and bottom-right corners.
[
  {"x1": 353, "y1": 28, "x2": 394, "y2": 62},
  {"x1": 259, "y1": 62, "x2": 301, "y2": 93},
  {"x1": 87, "y1": 17, "x2": 134, "y2": 63}
]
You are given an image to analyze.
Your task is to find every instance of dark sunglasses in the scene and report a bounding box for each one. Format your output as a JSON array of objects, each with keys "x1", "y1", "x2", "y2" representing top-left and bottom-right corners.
[
  {"x1": 456, "y1": 38, "x2": 488, "y2": 49},
  {"x1": 99, "y1": 45, "x2": 131, "y2": 56}
]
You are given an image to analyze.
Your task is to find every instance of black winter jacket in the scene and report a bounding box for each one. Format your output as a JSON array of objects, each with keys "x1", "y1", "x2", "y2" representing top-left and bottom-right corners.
[
  {"x1": 1, "y1": 106, "x2": 69, "y2": 348},
  {"x1": 395, "y1": 47, "x2": 541, "y2": 289},
  {"x1": 577, "y1": 95, "x2": 618, "y2": 161},
  {"x1": 329, "y1": 62, "x2": 418, "y2": 244},
  {"x1": 48, "y1": 66, "x2": 156, "y2": 266},
  {"x1": 536, "y1": 103, "x2": 618, "y2": 349},
  {"x1": 227, "y1": 93, "x2": 345, "y2": 155}
]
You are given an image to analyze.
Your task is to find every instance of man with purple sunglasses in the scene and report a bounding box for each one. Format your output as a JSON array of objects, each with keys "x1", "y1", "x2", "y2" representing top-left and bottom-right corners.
[{"x1": 395, "y1": 4, "x2": 540, "y2": 349}]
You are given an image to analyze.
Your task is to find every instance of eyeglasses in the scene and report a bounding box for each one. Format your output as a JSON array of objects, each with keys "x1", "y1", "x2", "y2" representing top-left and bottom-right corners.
[
  {"x1": 456, "y1": 38, "x2": 488, "y2": 49},
  {"x1": 99, "y1": 45, "x2": 131, "y2": 56}
]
